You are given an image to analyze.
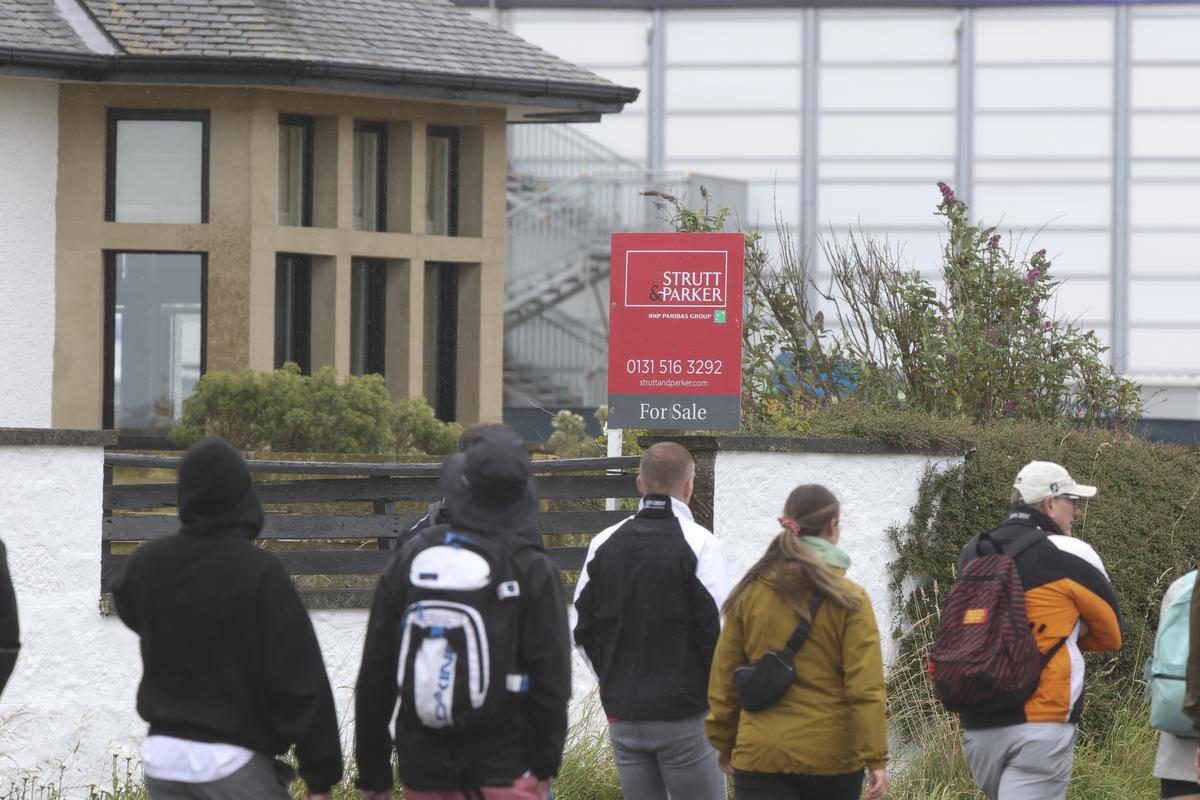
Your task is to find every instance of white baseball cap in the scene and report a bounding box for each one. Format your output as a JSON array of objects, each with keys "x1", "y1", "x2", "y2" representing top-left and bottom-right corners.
[{"x1": 1011, "y1": 461, "x2": 1097, "y2": 505}]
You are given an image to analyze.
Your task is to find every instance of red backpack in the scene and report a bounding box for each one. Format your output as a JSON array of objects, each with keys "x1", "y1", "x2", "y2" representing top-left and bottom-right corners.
[{"x1": 927, "y1": 529, "x2": 1063, "y2": 714}]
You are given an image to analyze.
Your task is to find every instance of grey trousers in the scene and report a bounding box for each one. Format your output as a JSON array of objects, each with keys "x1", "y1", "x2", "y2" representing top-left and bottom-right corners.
[
  {"x1": 146, "y1": 753, "x2": 292, "y2": 800},
  {"x1": 607, "y1": 713, "x2": 727, "y2": 800},
  {"x1": 962, "y1": 722, "x2": 1077, "y2": 800}
]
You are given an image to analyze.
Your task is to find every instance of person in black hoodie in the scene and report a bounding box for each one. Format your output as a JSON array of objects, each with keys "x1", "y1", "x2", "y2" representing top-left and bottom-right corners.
[
  {"x1": 355, "y1": 427, "x2": 570, "y2": 800},
  {"x1": 0, "y1": 538, "x2": 20, "y2": 697},
  {"x1": 112, "y1": 437, "x2": 342, "y2": 800}
]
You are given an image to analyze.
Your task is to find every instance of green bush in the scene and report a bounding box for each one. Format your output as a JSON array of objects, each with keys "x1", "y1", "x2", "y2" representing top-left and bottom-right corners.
[
  {"x1": 390, "y1": 395, "x2": 463, "y2": 456},
  {"x1": 820, "y1": 184, "x2": 1141, "y2": 426},
  {"x1": 171, "y1": 364, "x2": 461, "y2": 455}
]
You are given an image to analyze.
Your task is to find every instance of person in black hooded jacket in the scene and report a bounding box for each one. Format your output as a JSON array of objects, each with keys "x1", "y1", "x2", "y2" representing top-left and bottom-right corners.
[
  {"x1": 355, "y1": 427, "x2": 570, "y2": 800},
  {"x1": 112, "y1": 437, "x2": 342, "y2": 800},
  {"x1": 397, "y1": 422, "x2": 536, "y2": 548}
]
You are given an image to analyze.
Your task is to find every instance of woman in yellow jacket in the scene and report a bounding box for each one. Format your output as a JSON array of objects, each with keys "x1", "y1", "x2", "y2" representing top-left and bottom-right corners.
[{"x1": 706, "y1": 484, "x2": 889, "y2": 800}]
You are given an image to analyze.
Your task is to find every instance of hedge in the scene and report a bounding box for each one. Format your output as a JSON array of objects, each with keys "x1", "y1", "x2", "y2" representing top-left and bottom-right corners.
[{"x1": 801, "y1": 402, "x2": 1200, "y2": 735}]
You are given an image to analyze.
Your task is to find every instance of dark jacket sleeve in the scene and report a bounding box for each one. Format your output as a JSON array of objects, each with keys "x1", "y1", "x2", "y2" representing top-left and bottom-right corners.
[
  {"x1": 572, "y1": 553, "x2": 598, "y2": 671},
  {"x1": 957, "y1": 535, "x2": 979, "y2": 576},
  {"x1": 395, "y1": 501, "x2": 442, "y2": 550},
  {"x1": 517, "y1": 551, "x2": 572, "y2": 780},
  {"x1": 258, "y1": 560, "x2": 343, "y2": 794},
  {"x1": 688, "y1": 560, "x2": 722, "y2": 669},
  {"x1": 355, "y1": 566, "x2": 404, "y2": 792},
  {"x1": 0, "y1": 541, "x2": 19, "y2": 696},
  {"x1": 111, "y1": 549, "x2": 141, "y2": 634}
]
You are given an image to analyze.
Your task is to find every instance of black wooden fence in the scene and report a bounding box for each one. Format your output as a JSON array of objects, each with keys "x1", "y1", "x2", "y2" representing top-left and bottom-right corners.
[{"x1": 102, "y1": 453, "x2": 641, "y2": 609}]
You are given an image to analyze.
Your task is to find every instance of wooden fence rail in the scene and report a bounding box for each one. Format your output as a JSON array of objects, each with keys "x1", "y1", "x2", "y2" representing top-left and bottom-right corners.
[{"x1": 102, "y1": 452, "x2": 641, "y2": 609}]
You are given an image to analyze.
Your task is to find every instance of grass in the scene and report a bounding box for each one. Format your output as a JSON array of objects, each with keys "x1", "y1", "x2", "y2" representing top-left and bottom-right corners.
[
  {"x1": 20, "y1": 674, "x2": 1165, "y2": 800},
  {"x1": 4, "y1": 688, "x2": 1168, "y2": 800}
]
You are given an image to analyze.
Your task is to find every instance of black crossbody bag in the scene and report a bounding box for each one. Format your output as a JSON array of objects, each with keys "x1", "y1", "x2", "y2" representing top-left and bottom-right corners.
[{"x1": 734, "y1": 596, "x2": 824, "y2": 711}]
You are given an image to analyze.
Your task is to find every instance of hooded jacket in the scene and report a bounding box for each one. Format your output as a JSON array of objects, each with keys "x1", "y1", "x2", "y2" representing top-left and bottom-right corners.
[
  {"x1": 397, "y1": 448, "x2": 543, "y2": 550},
  {"x1": 111, "y1": 438, "x2": 342, "y2": 793},
  {"x1": 706, "y1": 535, "x2": 887, "y2": 776},
  {"x1": 355, "y1": 428, "x2": 571, "y2": 793},
  {"x1": 955, "y1": 507, "x2": 1123, "y2": 729}
]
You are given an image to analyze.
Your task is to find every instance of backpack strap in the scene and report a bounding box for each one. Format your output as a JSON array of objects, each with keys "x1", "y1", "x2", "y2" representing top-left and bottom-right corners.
[
  {"x1": 1041, "y1": 636, "x2": 1068, "y2": 665},
  {"x1": 783, "y1": 595, "x2": 825, "y2": 655},
  {"x1": 975, "y1": 527, "x2": 1045, "y2": 560},
  {"x1": 1000, "y1": 529, "x2": 1047, "y2": 560}
]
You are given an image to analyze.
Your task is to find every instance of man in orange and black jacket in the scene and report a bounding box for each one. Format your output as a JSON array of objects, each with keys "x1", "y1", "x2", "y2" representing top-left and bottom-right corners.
[{"x1": 956, "y1": 461, "x2": 1123, "y2": 800}]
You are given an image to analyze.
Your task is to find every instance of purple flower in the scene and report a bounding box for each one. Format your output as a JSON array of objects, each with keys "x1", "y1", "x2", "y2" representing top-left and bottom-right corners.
[
  {"x1": 1025, "y1": 268, "x2": 1042, "y2": 285},
  {"x1": 937, "y1": 181, "x2": 958, "y2": 203},
  {"x1": 988, "y1": 234, "x2": 1001, "y2": 248},
  {"x1": 1002, "y1": 399, "x2": 1019, "y2": 414},
  {"x1": 1043, "y1": 320, "x2": 1053, "y2": 330}
]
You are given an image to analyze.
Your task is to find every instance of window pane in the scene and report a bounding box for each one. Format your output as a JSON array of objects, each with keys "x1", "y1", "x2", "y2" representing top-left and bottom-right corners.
[
  {"x1": 351, "y1": 259, "x2": 387, "y2": 376},
  {"x1": 427, "y1": 133, "x2": 456, "y2": 236},
  {"x1": 275, "y1": 254, "x2": 311, "y2": 372},
  {"x1": 278, "y1": 123, "x2": 308, "y2": 226},
  {"x1": 424, "y1": 263, "x2": 458, "y2": 420},
  {"x1": 354, "y1": 129, "x2": 383, "y2": 232},
  {"x1": 110, "y1": 253, "x2": 203, "y2": 434},
  {"x1": 114, "y1": 120, "x2": 203, "y2": 223}
]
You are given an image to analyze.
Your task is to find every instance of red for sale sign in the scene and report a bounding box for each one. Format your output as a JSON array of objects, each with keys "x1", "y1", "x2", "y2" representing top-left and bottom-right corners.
[{"x1": 607, "y1": 232, "x2": 744, "y2": 429}]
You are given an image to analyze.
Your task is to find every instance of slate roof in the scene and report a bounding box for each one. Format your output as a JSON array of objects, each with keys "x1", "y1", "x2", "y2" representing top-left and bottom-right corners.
[
  {"x1": 77, "y1": 0, "x2": 613, "y2": 89},
  {"x1": 0, "y1": 0, "x2": 90, "y2": 53},
  {"x1": 0, "y1": 0, "x2": 636, "y2": 111}
]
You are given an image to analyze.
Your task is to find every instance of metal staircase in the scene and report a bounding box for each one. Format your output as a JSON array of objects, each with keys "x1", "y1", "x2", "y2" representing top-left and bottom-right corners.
[{"x1": 503, "y1": 124, "x2": 747, "y2": 409}]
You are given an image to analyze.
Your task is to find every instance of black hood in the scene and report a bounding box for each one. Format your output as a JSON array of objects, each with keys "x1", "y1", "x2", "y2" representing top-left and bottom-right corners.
[
  {"x1": 177, "y1": 437, "x2": 264, "y2": 538},
  {"x1": 440, "y1": 428, "x2": 541, "y2": 547}
]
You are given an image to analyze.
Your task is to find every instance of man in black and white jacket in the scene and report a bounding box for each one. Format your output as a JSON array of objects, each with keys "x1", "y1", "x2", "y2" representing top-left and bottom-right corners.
[{"x1": 572, "y1": 442, "x2": 732, "y2": 800}]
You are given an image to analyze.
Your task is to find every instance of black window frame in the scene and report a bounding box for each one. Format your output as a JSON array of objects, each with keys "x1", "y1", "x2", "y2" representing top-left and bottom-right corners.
[
  {"x1": 353, "y1": 121, "x2": 389, "y2": 233},
  {"x1": 278, "y1": 114, "x2": 315, "y2": 228},
  {"x1": 350, "y1": 258, "x2": 388, "y2": 377},
  {"x1": 426, "y1": 126, "x2": 460, "y2": 237},
  {"x1": 103, "y1": 250, "x2": 209, "y2": 439},
  {"x1": 105, "y1": 109, "x2": 211, "y2": 224},
  {"x1": 275, "y1": 253, "x2": 313, "y2": 374},
  {"x1": 426, "y1": 262, "x2": 459, "y2": 421}
]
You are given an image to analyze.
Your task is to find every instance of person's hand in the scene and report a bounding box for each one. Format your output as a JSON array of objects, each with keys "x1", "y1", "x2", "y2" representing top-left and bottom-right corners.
[
  {"x1": 864, "y1": 768, "x2": 888, "y2": 800},
  {"x1": 717, "y1": 751, "x2": 733, "y2": 775}
]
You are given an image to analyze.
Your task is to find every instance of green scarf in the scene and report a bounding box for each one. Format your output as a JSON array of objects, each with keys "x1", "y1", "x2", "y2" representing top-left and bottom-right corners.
[{"x1": 801, "y1": 535, "x2": 852, "y2": 570}]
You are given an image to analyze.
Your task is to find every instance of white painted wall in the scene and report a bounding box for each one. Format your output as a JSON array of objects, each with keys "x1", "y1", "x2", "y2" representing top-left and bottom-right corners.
[
  {"x1": 0, "y1": 444, "x2": 140, "y2": 793},
  {"x1": 0, "y1": 78, "x2": 59, "y2": 428},
  {"x1": 713, "y1": 449, "x2": 965, "y2": 661},
  {"x1": 0, "y1": 443, "x2": 960, "y2": 792},
  {"x1": 0, "y1": 442, "x2": 372, "y2": 795}
]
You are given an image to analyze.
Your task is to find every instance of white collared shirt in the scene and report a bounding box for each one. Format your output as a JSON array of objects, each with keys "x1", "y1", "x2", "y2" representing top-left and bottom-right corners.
[{"x1": 142, "y1": 736, "x2": 255, "y2": 783}]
